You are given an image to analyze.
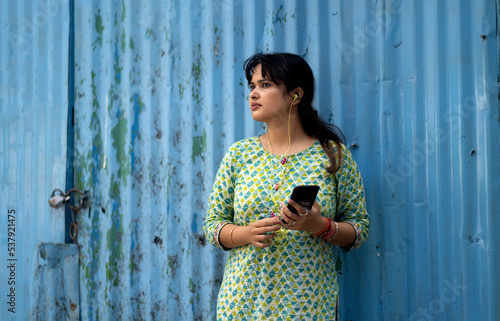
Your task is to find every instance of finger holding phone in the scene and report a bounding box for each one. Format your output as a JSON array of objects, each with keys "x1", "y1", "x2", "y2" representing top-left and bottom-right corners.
[
  {"x1": 280, "y1": 199, "x2": 324, "y2": 232},
  {"x1": 279, "y1": 185, "x2": 325, "y2": 232}
]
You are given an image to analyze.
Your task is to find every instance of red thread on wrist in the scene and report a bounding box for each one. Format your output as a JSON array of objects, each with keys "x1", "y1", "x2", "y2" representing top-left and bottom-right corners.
[
  {"x1": 313, "y1": 217, "x2": 329, "y2": 236},
  {"x1": 320, "y1": 218, "x2": 333, "y2": 240}
]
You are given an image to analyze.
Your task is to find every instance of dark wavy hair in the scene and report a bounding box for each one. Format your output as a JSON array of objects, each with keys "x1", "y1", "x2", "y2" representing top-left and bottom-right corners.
[{"x1": 244, "y1": 52, "x2": 346, "y2": 174}]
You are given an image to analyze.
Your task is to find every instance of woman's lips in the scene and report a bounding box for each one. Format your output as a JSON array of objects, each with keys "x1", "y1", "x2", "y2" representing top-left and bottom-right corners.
[{"x1": 251, "y1": 103, "x2": 261, "y2": 110}]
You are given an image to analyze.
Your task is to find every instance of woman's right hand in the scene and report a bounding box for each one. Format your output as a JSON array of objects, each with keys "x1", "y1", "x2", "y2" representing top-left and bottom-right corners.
[{"x1": 246, "y1": 217, "x2": 282, "y2": 248}]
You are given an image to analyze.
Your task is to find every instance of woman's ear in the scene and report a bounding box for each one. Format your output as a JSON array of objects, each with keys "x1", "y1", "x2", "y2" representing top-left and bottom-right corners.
[{"x1": 292, "y1": 87, "x2": 304, "y2": 103}]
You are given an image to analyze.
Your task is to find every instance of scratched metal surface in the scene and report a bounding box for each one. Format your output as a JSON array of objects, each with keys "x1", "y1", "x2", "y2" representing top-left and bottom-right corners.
[
  {"x1": 67, "y1": 0, "x2": 500, "y2": 320},
  {"x1": 0, "y1": 0, "x2": 70, "y2": 320}
]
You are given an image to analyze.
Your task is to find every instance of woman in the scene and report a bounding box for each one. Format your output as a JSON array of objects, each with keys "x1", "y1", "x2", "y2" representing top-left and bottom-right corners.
[{"x1": 204, "y1": 52, "x2": 369, "y2": 320}]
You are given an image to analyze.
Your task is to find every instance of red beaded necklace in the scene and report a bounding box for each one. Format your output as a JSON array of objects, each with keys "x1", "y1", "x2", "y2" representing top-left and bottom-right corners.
[{"x1": 268, "y1": 155, "x2": 290, "y2": 218}]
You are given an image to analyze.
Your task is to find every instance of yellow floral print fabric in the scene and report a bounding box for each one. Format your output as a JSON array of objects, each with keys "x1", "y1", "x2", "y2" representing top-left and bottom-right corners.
[{"x1": 204, "y1": 136, "x2": 369, "y2": 320}]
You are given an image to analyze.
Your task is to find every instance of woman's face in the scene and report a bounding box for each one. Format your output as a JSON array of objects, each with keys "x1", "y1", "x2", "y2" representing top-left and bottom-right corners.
[{"x1": 248, "y1": 64, "x2": 294, "y2": 124}]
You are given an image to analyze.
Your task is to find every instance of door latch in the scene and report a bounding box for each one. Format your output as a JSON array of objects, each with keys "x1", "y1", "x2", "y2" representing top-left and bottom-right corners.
[{"x1": 48, "y1": 188, "x2": 91, "y2": 240}]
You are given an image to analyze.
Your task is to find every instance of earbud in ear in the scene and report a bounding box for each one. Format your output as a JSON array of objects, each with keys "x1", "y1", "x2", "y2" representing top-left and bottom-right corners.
[{"x1": 293, "y1": 94, "x2": 299, "y2": 100}]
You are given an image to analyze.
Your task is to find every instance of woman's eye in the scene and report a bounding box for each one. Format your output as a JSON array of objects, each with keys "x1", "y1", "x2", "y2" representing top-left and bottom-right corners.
[{"x1": 262, "y1": 83, "x2": 270, "y2": 88}]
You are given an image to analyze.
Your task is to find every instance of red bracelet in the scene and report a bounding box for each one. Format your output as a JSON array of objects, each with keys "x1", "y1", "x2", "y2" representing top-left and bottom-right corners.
[
  {"x1": 320, "y1": 218, "x2": 333, "y2": 240},
  {"x1": 313, "y1": 217, "x2": 329, "y2": 236}
]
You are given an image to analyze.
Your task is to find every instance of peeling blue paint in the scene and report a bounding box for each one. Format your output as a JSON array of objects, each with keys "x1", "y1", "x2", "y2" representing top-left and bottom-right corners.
[
  {"x1": 146, "y1": 28, "x2": 153, "y2": 40},
  {"x1": 121, "y1": 0, "x2": 126, "y2": 22},
  {"x1": 114, "y1": 44, "x2": 122, "y2": 84},
  {"x1": 191, "y1": 213, "x2": 198, "y2": 234},
  {"x1": 130, "y1": 93, "x2": 144, "y2": 171},
  {"x1": 272, "y1": 5, "x2": 287, "y2": 26},
  {"x1": 95, "y1": 10, "x2": 105, "y2": 47},
  {"x1": 191, "y1": 129, "x2": 207, "y2": 163},
  {"x1": 111, "y1": 109, "x2": 131, "y2": 185}
]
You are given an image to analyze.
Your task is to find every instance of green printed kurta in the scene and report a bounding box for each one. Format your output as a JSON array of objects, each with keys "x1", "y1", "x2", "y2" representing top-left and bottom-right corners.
[{"x1": 204, "y1": 137, "x2": 369, "y2": 321}]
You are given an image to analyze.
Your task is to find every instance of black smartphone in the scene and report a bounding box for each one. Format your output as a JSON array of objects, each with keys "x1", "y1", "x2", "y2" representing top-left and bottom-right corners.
[{"x1": 287, "y1": 185, "x2": 319, "y2": 214}]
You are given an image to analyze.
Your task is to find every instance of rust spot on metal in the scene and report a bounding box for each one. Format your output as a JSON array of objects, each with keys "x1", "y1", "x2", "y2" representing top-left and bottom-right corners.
[
  {"x1": 197, "y1": 234, "x2": 206, "y2": 246},
  {"x1": 153, "y1": 236, "x2": 163, "y2": 248},
  {"x1": 168, "y1": 254, "x2": 180, "y2": 277}
]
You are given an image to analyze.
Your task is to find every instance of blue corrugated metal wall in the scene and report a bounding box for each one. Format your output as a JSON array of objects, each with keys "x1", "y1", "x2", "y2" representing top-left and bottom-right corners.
[
  {"x1": 1, "y1": 0, "x2": 499, "y2": 320},
  {"x1": 335, "y1": 1, "x2": 500, "y2": 320},
  {"x1": 0, "y1": 0, "x2": 71, "y2": 320}
]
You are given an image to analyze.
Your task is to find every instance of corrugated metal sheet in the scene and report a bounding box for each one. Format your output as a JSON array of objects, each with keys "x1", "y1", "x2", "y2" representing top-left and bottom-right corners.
[
  {"x1": 73, "y1": 1, "x2": 500, "y2": 320},
  {"x1": 1, "y1": 0, "x2": 498, "y2": 320},
  {"x1": 0, "y1": 0, "x2": 71, "y2": 320},
  {"x1": 73, "y1": 1, "x2": 229, "y2": 319},
  {"x1": 334, "y1": 1, "x2": 499, "y2": 319}
]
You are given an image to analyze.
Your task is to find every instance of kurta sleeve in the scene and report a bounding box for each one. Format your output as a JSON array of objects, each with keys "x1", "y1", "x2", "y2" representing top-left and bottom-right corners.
[
  {"x1": 335, "y1": 146, "x2": 370, "y2": 252},
  {"x1": 203, "y1": 145, "x2": 237, "y2": 250}
]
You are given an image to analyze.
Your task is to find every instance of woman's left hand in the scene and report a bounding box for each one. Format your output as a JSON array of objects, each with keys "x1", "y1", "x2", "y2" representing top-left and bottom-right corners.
[{"x1": 279, "y1": 200, "x2": 324, "y2": 234}]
